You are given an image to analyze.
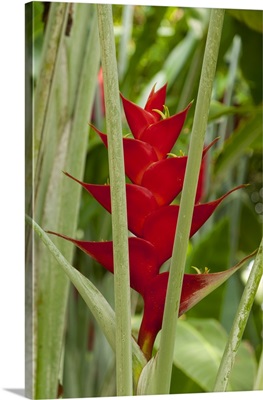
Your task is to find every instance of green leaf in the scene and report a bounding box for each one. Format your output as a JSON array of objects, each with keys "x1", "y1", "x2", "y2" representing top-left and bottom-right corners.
[
  {"x1": 138, "y1": 30, "x2": 199, "y2": 105},
  {"x1": 172, "y1": 318, "x2": 226, "y2": 391},
  {"x1": 229, "y1": 340, "x2": 258, "y2": 391},
  {"x1": 122, "y1": 6, "x2": 168, "y2": 95},
  {"x1": 227, "y1": 10, "x2": 263, "y2": 33},
  {"x1": 137, "y1": 317, "x2": 257, "y2": 394},
  {"x1": 28, "y1": 216, "x2": 116, "y2": 346},
  {"x1": 214, "y1": 108, "x2": 263, "y2": 181},
  {"x1": 254, "y1": 350, "x2": 263, "y2": 390},
  {"x1": 238, "y1": 200, "x2": 262, "y2": 254},
  {"x1": 232, "y1": 15, "x2": 263, "y2": 103},
  {"x1": 171, "y1": 318, "x2": 257, "y2": 392},
  {"x1": 208, "y1": 100, "x2": 254, "y2": 121},
  {"x1": 187, "y1": 218, "x2": 231, "y2": 273},
  {"x1": 137, "y1": 356, "x2": 157, "y2": 395},
  {"x1": 170, "y1": 364, "x2": 204, "y2": 394}
]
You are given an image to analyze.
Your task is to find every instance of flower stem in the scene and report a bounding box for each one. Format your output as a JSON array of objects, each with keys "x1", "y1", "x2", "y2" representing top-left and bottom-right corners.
[
  {"x1": 213, "y1": 238, "x2": 263, "y2": 392},
  {"x1": 97, "y1": 4, "x2": 133, "y2": 396},
  {"x1": 154, "y1": 9, "x2": 225, "y2": 394}
]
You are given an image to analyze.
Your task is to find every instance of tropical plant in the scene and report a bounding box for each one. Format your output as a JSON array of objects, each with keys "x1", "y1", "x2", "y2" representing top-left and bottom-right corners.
[{"x1": 25, "y1": 2, "x2": 263, "y2": 398}]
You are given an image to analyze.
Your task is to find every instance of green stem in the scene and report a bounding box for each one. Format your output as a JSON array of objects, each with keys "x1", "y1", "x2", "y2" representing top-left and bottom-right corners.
[
  {"x1": 154, "y1": 9, "x2": 225, "y2": 394},
  {"x1": 97, "y1": 4, "x2": 133, "y2": 396},
  {"x1": 214, "y1": 238, "x2": 263, "y2": 392}
]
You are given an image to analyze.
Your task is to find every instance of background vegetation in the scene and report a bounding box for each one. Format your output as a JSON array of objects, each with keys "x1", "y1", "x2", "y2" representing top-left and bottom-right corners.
[{"x1": 26, "y1": 2, "x2": 262, "y2": 398}]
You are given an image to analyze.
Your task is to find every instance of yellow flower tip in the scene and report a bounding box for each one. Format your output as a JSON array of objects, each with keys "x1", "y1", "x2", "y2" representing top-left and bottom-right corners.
[
  {"x1": 152, "y1": 104, "x2": 170, "y2": 120},
  {"x1": 152, "y1": 108, "x2": 166, "y2": 120},
  {"x1": 191, "y1": 266, "x2": 202, "y2": 274},
  {"x1": 163, "y1": 104, "x2": 170, "y2": 118},
  {"x1": 191, "y1": 266, "x2": 210, "y2": 274}
]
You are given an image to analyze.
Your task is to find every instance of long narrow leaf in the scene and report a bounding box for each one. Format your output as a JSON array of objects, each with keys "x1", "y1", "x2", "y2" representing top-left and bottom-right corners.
[
  {"x1": 33, "y1": 2, "x2": 69, "y2": 175},
  {"x1": 27, "y1": 216, "x2": 146, "y2": 383}
]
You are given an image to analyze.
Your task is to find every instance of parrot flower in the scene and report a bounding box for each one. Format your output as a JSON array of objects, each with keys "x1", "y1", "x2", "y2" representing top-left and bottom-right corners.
[{"x1": 48, "y1": 83, "x2": 251, "y2": 360}]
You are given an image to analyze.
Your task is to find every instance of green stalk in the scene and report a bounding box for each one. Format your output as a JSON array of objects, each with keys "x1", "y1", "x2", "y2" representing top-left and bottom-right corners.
[
  {"x1": 214, "y1": 238, "x2": 263, "y2": 392},
  {"x1": 154, "y1": 9, "x2": 225, "y2": 394},
  {"x1": 97, "y1": 4, "x2": 133, "y2": 396}
]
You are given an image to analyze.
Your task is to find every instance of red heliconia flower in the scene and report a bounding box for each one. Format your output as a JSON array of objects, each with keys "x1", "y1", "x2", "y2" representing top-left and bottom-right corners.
[{"x1": 48, "y1": 83, "x2": 250, "y2": 361}]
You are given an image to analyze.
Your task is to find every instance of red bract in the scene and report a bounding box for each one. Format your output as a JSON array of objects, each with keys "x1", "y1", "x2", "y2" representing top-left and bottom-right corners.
[
  {"x1": 49, "y1": 83, "x2": 249, "y2": 361},
  {"x1": 47, "y1": 232, "x2": 159, "y2": 296},
  {"x1": 144, "y1": 83, "x2": 167, "y2": 119},
  {"x1": 63, "y1": 172, "x2": 159, "y2": 237},
  {"x1": 137, "y1": 250, "x2": 254, "y2": 360},
  {"x1": 120, "y1": 83, "x2": 167, "y2": 138},
  {"x1": 142, "y1": 186, "x2": 245, "y2": 265}
]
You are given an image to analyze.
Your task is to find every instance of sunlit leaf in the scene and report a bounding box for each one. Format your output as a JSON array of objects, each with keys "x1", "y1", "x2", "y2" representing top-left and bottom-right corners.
[{"x1": 155, "y1": 318, "x2": 257, "y2": 392}]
